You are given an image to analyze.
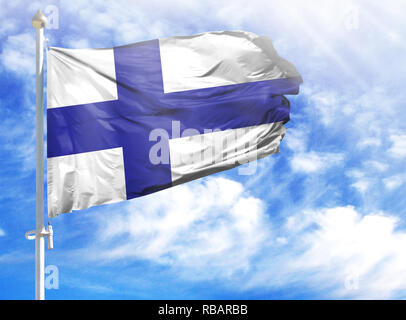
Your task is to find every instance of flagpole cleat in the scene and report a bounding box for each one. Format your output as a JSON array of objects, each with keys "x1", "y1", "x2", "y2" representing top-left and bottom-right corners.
[
  {"x1": 46, "y1": 225, "x2": 54, "y2": 250},
  {"x1": 25, "y1": 226, "x2": 54, "y2": 250}
]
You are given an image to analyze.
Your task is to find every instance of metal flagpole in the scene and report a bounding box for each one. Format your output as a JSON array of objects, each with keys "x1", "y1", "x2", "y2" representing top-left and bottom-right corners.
[{"x1": 25, "y1": 9, "x2": 50, "y2": 301}]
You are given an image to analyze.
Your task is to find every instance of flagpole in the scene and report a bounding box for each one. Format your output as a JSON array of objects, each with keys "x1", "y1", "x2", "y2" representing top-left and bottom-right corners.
[{"x1": 32, "y1": 9, "x2": 47, "y2": 301}]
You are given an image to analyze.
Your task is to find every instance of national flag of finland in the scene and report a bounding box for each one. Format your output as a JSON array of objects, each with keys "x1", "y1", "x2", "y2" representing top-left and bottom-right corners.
[{"x1": 47, "y1": 31, "x2": 302, "y2": 217}]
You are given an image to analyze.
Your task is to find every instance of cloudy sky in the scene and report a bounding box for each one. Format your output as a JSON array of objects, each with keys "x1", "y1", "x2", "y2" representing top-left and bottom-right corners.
[{"x1": 1, "y1": 0, "x2": 406, "y2": 299}]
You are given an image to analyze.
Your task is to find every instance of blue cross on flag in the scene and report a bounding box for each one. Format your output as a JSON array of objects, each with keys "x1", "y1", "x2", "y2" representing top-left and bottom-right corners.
[{"x1": 46, "y1": 31, "x2": 302, "y2": 217}]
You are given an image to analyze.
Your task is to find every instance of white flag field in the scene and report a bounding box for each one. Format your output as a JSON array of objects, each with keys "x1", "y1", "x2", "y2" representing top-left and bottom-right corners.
[{"x1": 46, "y1": 30, "x2": 302, "y2": 217}]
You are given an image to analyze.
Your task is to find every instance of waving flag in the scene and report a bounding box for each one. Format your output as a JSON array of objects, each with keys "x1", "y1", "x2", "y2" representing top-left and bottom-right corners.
[{"x1": 47, "y1": 31, "x2": 302, "y2": 217}]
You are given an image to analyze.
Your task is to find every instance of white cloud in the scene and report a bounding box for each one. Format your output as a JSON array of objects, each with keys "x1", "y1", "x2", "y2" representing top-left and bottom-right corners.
[
  {"x1": 71, "y1": 179, "x2": 406, "y2": 299},
  {"x1": 290, "y1": 151, "x2": 344, "y2": 173},
  {"x1": 60, "y1": 0, "x2": 203, "y2": 47},
  {"x1": 248, "y1": 206, "x2": 406, "y2": 299},
  {"x1": 351, "y1": 179, "x2": 370, "y2": 194},
  {"x1": 0, "y1": 251, "x2": 33, "y2": 264},
  {"x1": 86, "y1": 177, "x2": 271, "y2": 278},
  {"x1": 357, "y1": 137, "x2": 381, "y2": 149},
  {"x1": 0, "y1": 115, "x2": 36, "y2": 173},
  {"x1": 388, "y1": 134, "x2": 406, "y2": 158},
  {"x1": 301, "y1": 83, "x2": 406, "y2": 203},
  {"x1": 63, "y1": 276, "x2": 114, "y2": 294},
  {"x1": 363, "y1": 160, "x2": 388, "y2": 172},
  {"x1": 303, "y1": 86, "x2": 403, "y2": 150},
  {"x1": 346, "y1": 169, "x2": 371, "y2": 194},
  {"x1": 0, "y1": 19, "x2": 17, "y2": 36},
  {"x1": 382, "y1": 174, "x2": 406, "y2": 190},
  {"x1": 0, "y1": 228, "x2": 5, "y2": 237},
  {"x1": 284, "y1": 126, "x2": 309, "y2": 153},
  {"x1": 298, "y1": 207, "x2": 406, "y2": 299},
  {"x1": 0, "y1": 33, "x2": 38, "y2": 174},
  {"x1": 307, "y1": 89, "x2": 341, "y2": 127},
  {"x1": 66, "y1": 38, "x2": 91, "y2": 49},
  {"x1": 0, "y1": 32, "x2": 35, "y2": 76}
]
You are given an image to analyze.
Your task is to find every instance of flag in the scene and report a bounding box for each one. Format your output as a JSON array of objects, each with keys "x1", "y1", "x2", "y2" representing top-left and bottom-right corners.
[{"x1": 47, "y1": 30, "x2": 302, "y2": 217}]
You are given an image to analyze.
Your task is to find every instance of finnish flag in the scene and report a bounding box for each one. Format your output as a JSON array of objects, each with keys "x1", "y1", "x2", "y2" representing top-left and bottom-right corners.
[{"x1": 47, "y1": 31, "x2": 302, "y2": 217}]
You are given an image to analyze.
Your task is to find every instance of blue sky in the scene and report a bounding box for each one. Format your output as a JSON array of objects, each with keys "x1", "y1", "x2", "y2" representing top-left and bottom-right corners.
[{"x1": 1, "y1": 0, "x2": 406, "y2": 299}]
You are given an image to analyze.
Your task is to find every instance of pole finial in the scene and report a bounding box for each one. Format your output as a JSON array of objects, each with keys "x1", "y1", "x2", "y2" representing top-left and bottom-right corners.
[{"x1": 32, "y1": 9, "x2": 47, "y2": 29}]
